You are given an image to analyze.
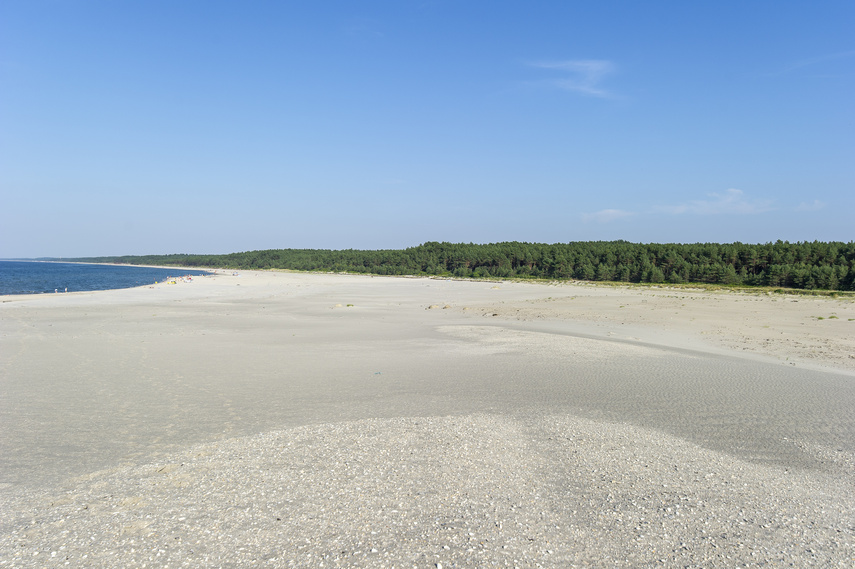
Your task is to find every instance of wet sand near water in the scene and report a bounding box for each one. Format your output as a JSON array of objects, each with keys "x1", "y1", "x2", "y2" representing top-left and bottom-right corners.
[{"x1": 1, "y1": 271, "x2": 854, "y2": 567}]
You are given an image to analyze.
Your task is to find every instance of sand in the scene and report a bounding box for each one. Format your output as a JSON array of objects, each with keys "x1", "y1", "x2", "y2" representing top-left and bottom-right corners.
[{"x1": 1, "y1": 271, "x2": 854, "y2": 567}]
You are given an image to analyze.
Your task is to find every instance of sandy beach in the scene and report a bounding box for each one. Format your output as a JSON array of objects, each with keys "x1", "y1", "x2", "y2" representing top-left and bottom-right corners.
[{"x1": 1, "y1": 271, "x2": 854, "y2": 567}]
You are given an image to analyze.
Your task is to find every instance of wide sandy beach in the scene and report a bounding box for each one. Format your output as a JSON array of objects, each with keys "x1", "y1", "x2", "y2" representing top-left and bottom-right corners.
[{"x1": 2, "y1": 271, "x2": 854, "y2": 567}]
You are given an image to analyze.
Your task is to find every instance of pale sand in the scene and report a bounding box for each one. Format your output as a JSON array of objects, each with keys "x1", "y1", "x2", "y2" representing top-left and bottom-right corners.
[{"x1": 1, "y1": 271, "x2": 854, "y2": 567}]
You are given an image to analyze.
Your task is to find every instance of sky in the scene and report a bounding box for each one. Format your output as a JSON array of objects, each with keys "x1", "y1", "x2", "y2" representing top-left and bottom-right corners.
[{"x1": 1, "y1": 1, "x2": 853, "y2": 257}]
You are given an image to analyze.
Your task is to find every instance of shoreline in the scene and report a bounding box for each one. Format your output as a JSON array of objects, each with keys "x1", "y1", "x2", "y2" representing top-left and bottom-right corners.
[{"x1": 0, "y1": 261, "x2": 215, "y2": 299}]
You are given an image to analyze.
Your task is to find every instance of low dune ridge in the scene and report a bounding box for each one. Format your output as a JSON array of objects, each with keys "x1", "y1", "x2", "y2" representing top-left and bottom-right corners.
[{"x1": 1, "y1": 271, "x2": 853, "y2": 567}]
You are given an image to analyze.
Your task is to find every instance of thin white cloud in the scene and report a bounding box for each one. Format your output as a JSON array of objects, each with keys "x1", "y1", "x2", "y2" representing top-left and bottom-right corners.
[
  {"x1": 343, "y1": 18, "x2": 384, "y2": 39},
  {"x1": 654, "y1": 189, "x2": 774, "y2": 215},
  {"x1": 795, "y1": 200, "x2": 826, "y2": 212},
  {"x1": 583, "y1": 209, "x2": 636, "y2": 223},
  {"x1": 585, "y1": 189, "x2": 777, "y2": 222},
  {"x1": 771, "y1": 50, "x2": 855, "y2": 76},
  {"x1": 529, "y1": 60, "x2": 616, "y2": 98}
]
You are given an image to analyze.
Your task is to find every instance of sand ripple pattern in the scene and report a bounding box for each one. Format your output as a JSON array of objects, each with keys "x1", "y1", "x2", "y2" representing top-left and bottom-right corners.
[{"x1": 438, "y1": 325, "x2": 671, "y2": 360}]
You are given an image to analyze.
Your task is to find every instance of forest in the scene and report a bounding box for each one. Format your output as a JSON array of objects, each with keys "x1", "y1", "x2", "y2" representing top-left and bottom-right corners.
[{"x1": 70, "y1": 240, "x2": 855, "y2": 291}]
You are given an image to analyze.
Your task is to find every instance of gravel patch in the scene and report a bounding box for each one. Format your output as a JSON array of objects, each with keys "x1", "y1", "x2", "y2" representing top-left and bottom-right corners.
[{"x1": 2, "y1": 413, "x2": 852, "y2": 568}]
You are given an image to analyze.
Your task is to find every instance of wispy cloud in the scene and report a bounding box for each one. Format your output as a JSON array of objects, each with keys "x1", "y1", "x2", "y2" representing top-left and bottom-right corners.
[
  {"x1": 584, "y1": 189, "x2": 776, "y2": 223},
  {"x1": 654, "y1": 189, "x2": 774, "y2": 215},
  {"x1": 528, "y1": 60, "x2": 616, "y2": 98},
  {"x1": 771, "y1": 50, "x2": 855, "y2": 76},
  {"x1": 584, "y1": 209, "x2": 635, "y2": 223},
  {"x1": 343, "y1": 17, "x2": 384, "y2": 40},
  {"x1": 795, "y1": 200, "x2": 826, "y2": 212}
]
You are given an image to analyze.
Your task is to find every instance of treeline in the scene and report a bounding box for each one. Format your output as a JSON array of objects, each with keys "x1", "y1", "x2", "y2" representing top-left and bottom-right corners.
[{"x1": 71, "y1": 240, "x2": 855, "y2": 291}]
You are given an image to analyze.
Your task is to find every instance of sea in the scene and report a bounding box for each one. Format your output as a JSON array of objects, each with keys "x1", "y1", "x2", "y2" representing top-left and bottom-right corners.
[{"x1": 0, "y1": 260, "x2": 211, "y2": 295}]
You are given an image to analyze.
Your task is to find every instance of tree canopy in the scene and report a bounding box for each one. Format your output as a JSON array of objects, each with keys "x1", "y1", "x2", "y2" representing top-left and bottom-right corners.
[{"x1": 69, "y1": 240, "x2": 855, "y2": 291}]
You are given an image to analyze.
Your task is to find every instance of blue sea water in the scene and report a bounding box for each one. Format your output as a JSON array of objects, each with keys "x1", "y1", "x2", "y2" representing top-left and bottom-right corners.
[{"x1": 0, "y1": 260, "x2": 210, "y2": 295}]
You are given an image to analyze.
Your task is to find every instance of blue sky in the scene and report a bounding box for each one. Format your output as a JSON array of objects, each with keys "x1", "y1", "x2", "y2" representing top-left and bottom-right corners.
[{"x1": 1, "y1": 1, "x2": 852, "y2": 257}]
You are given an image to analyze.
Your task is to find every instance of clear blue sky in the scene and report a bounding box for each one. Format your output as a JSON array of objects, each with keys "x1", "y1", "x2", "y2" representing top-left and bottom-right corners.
[{"x1": 1, "y1": 1, "x2": 852, "y2": 257}]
